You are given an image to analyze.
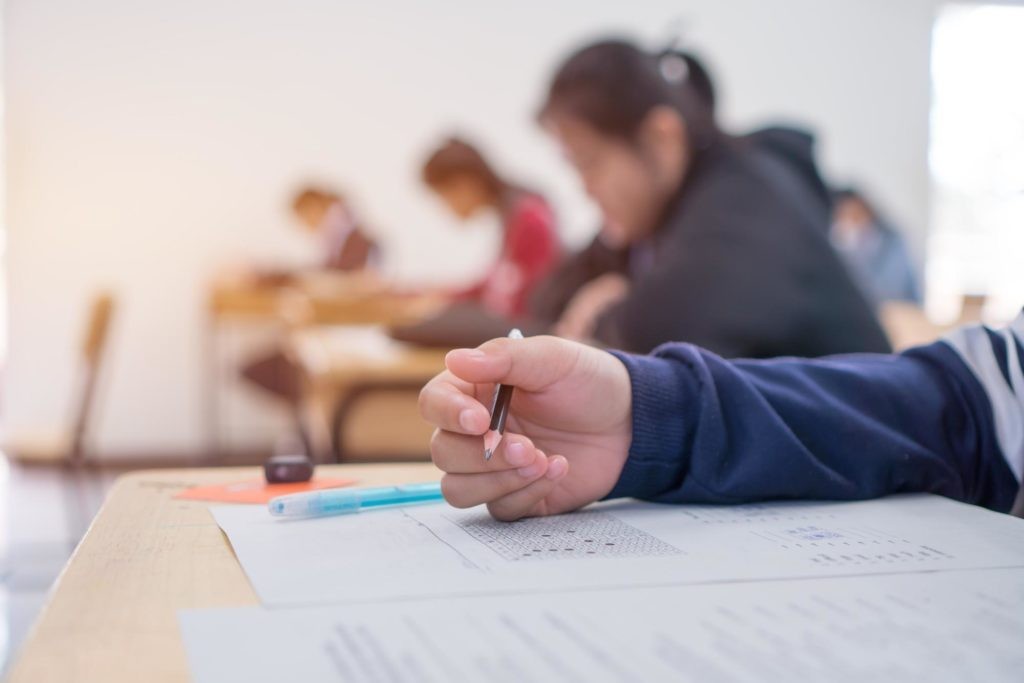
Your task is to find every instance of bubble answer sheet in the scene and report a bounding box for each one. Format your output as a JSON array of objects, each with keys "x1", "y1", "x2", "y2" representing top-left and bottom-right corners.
[
  {"x1": 209, "y1": 493, "x2": 1024, "y2": 607},
  {"x1": 180, "y1": 567, "x2": 1024, "y2": 683}
]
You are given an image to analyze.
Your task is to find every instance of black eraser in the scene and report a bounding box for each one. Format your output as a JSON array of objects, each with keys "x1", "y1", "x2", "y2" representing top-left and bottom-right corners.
[{"x1": 264, "y1": 454, "x2": 314, "y2": 484}]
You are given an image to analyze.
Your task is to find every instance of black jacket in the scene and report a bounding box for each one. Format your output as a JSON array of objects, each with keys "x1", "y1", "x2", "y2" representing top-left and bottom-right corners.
[{"x1": 594, "y1": 127, "x2": 891, "y2": 357}]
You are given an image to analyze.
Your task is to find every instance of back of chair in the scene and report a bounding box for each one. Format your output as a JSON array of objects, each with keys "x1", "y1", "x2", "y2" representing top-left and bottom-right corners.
[{"x1": 69, "y1": 292, "x2": 117, "y2": 463}]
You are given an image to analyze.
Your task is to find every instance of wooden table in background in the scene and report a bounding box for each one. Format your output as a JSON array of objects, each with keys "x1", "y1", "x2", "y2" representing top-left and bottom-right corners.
[
  {"x1": 6, "y1": 463, "x2": 440, "y2": 683},
  {"x1": 287, "y1": 326, "x2": 447, "y2": 462},
  {"x1": 204, "y1": 274, "x2": 444, "y2": 459}
]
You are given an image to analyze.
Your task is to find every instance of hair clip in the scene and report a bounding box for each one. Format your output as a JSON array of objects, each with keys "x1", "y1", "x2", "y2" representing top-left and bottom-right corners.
[{"x1": 659, "y1": 53, "x2": 690, "y2": 84}]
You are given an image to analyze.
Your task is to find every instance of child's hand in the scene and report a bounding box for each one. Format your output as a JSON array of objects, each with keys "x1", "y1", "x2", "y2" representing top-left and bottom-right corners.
[
  {"x1": 419, "y1": 335, "x2": 632, "y2": 520},
  {"x1": 554, "y1": 273, "x2": 630, "y2": 341}
]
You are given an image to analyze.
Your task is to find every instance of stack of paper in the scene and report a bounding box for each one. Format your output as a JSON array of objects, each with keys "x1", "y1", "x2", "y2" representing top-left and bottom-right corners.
[{"x1": 181, "y1": 494, "x2": 1024, "y2": 681}]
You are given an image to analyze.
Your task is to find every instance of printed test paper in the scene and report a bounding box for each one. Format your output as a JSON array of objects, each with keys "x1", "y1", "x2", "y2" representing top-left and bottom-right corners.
[{"x1": 210, "y1": 493, "x2": 1024, "y2": 606}]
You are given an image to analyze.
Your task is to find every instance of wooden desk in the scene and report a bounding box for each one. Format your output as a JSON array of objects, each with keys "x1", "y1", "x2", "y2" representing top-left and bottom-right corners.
[
  {"x1": 204, "y1": 275, "x2": 444, "y2": 457},
  {"x1": 287, "y1": 326, "x2": 447, "y2": 461},
  {"x1": 288, "y1": 326, "x2": 447, "y2": 386},
  {"x1": 208, "y1": 276, "x2": 444, "y2": 327},
  {"x1": 207, "y1": 282, "x2": 283, "y2": 320},
  {"x1": 878, "y1": 301, "x2": 946, "y2": 351},
  {"x1": 6, "y1": 463, "x2": 440, "y2": 683}
]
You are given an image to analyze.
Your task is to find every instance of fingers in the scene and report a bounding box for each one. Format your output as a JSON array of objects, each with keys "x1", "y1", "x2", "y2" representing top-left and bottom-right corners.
[
  {"x1": 430, "y1": 430, "x2": 542, "y2": 474},
  {"x1": 442, "y1": 454, "x2": 569, "y2": 511},
  {"x1": 444, "y1": 335, "x2": 582, "y2": 392},
  {"x1": 487, "y1": 456, "x2": 570, "y2": 521},
  {"x1": 418, "y1": 373, "x2": 491, "y2": 435},
  {"x1": 441, "y1": 453, "x2": 549, "y2": 508}
]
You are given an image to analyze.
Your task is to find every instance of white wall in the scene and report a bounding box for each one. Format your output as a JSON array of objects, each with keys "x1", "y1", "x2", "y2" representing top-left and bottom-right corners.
[{"x1": 4, "y1": 0, "x2": 946, "y2": 456}]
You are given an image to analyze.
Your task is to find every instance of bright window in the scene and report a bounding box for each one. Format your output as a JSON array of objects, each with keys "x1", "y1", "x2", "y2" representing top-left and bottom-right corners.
[{"x1": 927, "y1": 2, "x2": 1024, "y2": 323}]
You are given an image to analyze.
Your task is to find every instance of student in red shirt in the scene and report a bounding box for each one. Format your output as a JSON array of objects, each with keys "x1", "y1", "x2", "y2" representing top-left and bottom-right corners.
[{"x1": 422, "y1": 137, "x2": 561, "y2": 318}]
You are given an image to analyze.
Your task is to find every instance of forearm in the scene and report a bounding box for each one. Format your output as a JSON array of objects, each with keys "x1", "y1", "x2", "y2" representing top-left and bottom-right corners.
[{"x1": 606, "y1": 334, "x2": 1021, "y2": 512}]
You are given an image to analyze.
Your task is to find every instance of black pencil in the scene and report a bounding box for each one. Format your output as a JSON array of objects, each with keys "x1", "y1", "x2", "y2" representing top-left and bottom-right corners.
[{"x1": 483, "y1": 328, "x2": 523, "y2": 460}]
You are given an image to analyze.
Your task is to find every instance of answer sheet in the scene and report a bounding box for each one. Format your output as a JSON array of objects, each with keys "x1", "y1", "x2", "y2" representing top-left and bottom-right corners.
[
  {"x1": 211, "y1": 493, "x2": 1024, "y2": 606},
  {"x1": 180, "y1": 567, "x2": 1024, "y2": 682}
]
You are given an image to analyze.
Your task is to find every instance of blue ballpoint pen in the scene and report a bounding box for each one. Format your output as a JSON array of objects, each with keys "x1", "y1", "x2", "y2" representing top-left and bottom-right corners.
[{"x1": 268, "y1": 482, "x2": 443, "y2": 518}]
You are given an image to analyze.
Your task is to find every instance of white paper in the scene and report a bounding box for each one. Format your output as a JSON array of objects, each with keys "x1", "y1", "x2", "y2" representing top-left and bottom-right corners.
[
  {"x1": 211, "y1": 494, "x2": 1024, "y2": 607},
  {"x1": 180, "y1": 567, "x2": 1024, "y2": 682}
]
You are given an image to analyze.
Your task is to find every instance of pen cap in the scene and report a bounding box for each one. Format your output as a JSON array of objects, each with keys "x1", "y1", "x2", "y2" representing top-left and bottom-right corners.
[{"x1": 269, "y1": 492, "x2": 361, "y2": 517}]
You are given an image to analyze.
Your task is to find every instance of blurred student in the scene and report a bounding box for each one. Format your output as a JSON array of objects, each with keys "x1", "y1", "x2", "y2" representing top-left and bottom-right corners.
[
  {"x1": 291, "y1": 186, "x2": 379, "y2": 273},
  {"x1": 418, "y1": 311, "x2": 1024, "y2": 521},
  {"x1": 422, "y1": 137, "x2": 561, "y2": 318},
  {"x1": 539, "y1": 39, "x2": 889, "y2": 357},
  {"x1": 830, "y1": 187, "x2": 921, "y2": 306},
  {"x1": 240, "y1": 187, "x2": 379, "y2": 431},
  {"x1": 242, "y1": 187, "x2": 379, "y2": 289},
  {"x1": 529, "y1": 51, "x2": 718, "y2": 326}
]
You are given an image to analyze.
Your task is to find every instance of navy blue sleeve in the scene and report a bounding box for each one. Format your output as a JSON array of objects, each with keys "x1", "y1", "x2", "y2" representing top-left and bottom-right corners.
[{"x1": 606, "y1": 338, "x2": 1021, "y2": 513}]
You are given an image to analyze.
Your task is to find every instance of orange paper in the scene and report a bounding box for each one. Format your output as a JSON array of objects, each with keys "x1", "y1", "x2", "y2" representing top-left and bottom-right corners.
[{"x1": 174, "y1": 477, "x2": 356, "y2": 504}]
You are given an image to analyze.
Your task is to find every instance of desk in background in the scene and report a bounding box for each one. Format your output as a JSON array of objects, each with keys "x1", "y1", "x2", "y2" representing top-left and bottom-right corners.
[
  {"x1": 204, "y1": 273, "x2": 444, "y2": 459},
  {"x1": 6, "y1": 463, "x2": 440, "y2": 683},
  {"x1": 286, "y1": 326, "x2": 447, "y2": 462}
]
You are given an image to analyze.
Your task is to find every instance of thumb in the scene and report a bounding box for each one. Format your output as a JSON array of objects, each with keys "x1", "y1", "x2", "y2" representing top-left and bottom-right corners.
[{"x1": 444, "y1": 335, "x2": 582, "y2": 392}]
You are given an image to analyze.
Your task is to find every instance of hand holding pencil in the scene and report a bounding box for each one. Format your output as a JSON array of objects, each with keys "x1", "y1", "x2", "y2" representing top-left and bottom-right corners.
[{"x1": 418, "y1": 333, "x2": 633, "y2": 521}]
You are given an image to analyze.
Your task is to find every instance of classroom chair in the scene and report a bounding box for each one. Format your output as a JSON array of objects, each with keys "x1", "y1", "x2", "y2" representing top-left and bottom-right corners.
[{"x1": 2, "y1": 292, "x2": 117, "y2": 465}]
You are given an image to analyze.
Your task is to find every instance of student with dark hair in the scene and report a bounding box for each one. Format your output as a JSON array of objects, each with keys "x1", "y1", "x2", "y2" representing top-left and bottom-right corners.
[
  {"x1": 539, "y1": 39, "x2": 890, "y2": 357},
  {"x1": 831, "y1": 187, "x2": 921, "y2": 306},
  {"x1": 422, "y1": 137, "x2": 561, "y2": 318},
  {"x1": 530, "y1": 50, "x2": 717, "y2": 328}
]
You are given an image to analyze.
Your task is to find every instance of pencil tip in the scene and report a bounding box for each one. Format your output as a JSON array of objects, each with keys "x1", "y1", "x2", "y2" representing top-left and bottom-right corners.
[{"x1": 482, "y1": 430, "x2": 503, "y2": 459}]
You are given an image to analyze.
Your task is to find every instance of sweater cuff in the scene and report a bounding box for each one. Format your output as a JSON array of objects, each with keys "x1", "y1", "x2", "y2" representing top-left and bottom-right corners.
[{"x1": 605, "y1": 350, "x2": 696, "y2": 500}]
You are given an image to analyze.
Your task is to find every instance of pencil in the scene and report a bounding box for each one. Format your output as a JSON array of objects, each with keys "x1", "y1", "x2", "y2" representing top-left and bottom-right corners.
[{"x1": 483, "y1": 328, "x2": 523, "y2": 460}]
